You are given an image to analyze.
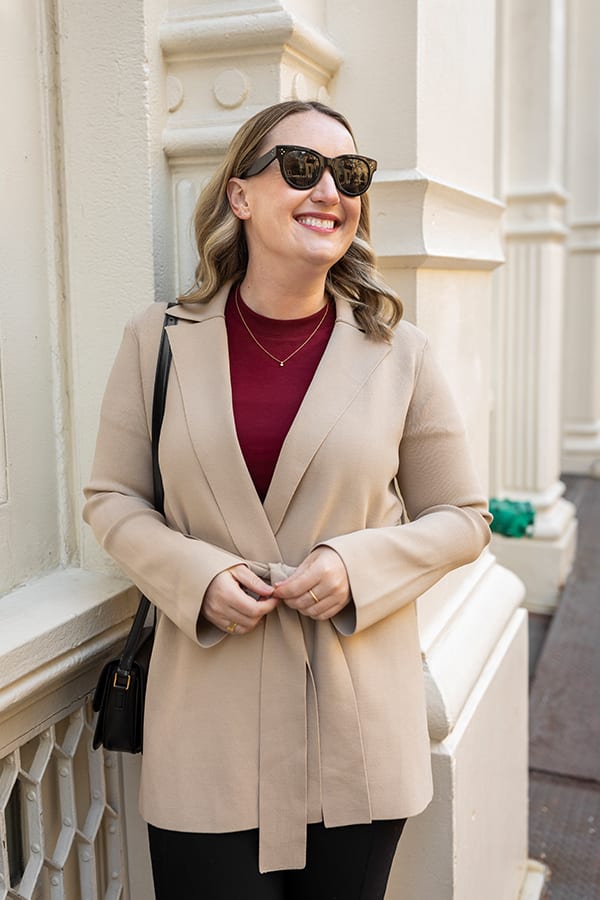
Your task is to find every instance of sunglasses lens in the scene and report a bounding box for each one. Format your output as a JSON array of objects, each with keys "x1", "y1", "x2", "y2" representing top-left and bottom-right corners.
[
  {"x1": 279, "y1": 148, "x2": 375, "y2": 195},
  {"x1": 281, "y1": 149, "x2": 323, "y2": 188},
  {"x1": 332, "y1": 157, "x2": 373, "y2": 196}
]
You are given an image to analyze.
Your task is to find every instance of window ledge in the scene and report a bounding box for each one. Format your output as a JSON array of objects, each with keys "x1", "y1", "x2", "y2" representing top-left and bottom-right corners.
[{"x1": 0, "y1": 568, "x2": 138, "y2": 710}]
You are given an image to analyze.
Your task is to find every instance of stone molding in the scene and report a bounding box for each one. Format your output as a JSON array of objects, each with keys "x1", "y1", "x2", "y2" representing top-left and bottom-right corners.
[
  {"x1": 530, "y1": 497, "x2": 576, "y2": 541},
  {"x1": 504, "y1": 187, "x2": 568, "y2": 241},
  {"x1": 506, "y1": 187, "x2": 568, "y2": 203},
  {"x1": 164, "y1": 123, "x2": 241, "y2": 159},
  {"x1": 370, "y1": 170, "x2": 504, "y2": 269},
  {"x1": 497, "y1": 479, "x2": 566, "y2": 511},
  {"x1": 563, "y1": 418, "x2": 600, "y2": 436},
  {"x1": 567, "y1": 218, "x2": 600, "y2": 253},
  {"x1": 160, "y1": 8, "x2": 343, "y2": 73},
  {"x1": 422, "y1": 557, "x2": 524, "y2": 742},
  {"x1": 161, "y1": 5, "x2": 343, "y2": 164},
  {"x1": 519, "y1": 860, "x2": 551, "y2": 900},
  {"x1": 390, "y1": 607, "x2": 529, "y2": 900},
  {"x1": 562, "y1": 425, "x2": 600, "y2": 478}
]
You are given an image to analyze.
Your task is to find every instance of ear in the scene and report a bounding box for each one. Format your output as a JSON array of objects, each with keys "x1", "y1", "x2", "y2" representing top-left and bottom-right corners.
[{"x1": 227, "y1": 178, "x2": 251, "y2": 220}]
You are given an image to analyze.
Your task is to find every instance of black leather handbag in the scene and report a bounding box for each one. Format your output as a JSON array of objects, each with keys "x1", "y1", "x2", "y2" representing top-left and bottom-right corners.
[{"x1": 92, "y1": 306, "x2": 177, "y2": 753}]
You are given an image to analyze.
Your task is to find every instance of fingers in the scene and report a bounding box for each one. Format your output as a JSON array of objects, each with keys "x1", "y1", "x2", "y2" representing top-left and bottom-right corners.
[
  {"x1": 272, "y1": 547, "x2": 350, "y2": 621},
  {"x1": 202, "y1": 551, "x2": 351, "y2": 634},
  {"x1": 232, "y1": 565, "x2": 275, "y2": 598},
  {"x1": 203, "y1": 565, "x2": 278, "y2": 635}
]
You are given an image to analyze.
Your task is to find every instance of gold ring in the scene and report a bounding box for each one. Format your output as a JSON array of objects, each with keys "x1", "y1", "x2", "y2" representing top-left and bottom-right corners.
[
  {"x1": 226, "y1": 621, "x2": 238, "y2": 634},
  {"x1": 309, "y1": 589, "x2": 319, "y2": 605}
]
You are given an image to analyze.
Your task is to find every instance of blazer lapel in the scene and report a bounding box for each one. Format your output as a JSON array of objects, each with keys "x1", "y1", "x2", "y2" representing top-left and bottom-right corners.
[
  {"x1": 167, "y1": 289, "x2": 391, "y2": 550},
  {"x1": 263, "y1": 299, "x2": 392, "y2": 533},
  {"x1": 166, "y1": 286, "x2": 282, "y2": 562}
]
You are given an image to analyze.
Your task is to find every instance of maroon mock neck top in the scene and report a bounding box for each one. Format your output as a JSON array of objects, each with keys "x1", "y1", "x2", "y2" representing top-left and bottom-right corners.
[{"x1": 225, "y1": 284, "x2": 335, "y2": 501}]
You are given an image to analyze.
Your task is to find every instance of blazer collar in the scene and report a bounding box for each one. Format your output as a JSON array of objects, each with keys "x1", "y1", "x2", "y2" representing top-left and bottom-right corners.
[
  {"x1": 167, "y1": 282, "x2": 231, "y2": 323},
  {"x1": 165, "y1": 283, "x2": 391, "y2": 555}
]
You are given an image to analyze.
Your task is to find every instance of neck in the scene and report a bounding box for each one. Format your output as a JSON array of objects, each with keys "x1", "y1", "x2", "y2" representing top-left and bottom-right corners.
[{"x1": 240, "y1": 263, "x2": 328, "y2": 319}]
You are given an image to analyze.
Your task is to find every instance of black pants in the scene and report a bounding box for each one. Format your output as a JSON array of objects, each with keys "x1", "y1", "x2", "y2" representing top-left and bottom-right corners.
[{"x1": 148, "y1": 819, "x2": 406, "y2": 900}]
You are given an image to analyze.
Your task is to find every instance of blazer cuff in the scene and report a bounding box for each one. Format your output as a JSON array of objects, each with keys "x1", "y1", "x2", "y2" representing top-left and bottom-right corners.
[{"x1": 196, "y1": 612, "x2": 227, "y2": 648}]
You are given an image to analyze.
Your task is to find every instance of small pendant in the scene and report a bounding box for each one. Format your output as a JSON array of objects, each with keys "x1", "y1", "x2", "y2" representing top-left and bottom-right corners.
[{"x1": 280, "y1": 361, "x2": 284, "y2": 367}]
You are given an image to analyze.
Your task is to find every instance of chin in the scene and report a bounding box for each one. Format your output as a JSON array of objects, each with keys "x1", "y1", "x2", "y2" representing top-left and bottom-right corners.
[{"x1": 302, "y1": 242, "x2": 348, "y2": 267}]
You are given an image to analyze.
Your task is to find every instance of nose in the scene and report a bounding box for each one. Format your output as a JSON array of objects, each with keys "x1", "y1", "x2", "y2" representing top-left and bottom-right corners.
[{"x1": 310, "y1": 166, "x2": 340, "y2": 202}]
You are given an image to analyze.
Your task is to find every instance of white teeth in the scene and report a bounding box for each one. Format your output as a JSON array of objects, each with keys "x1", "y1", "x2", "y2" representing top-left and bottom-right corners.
[{"x1": 297, "y1": 216, "x2": 336, "y2": 230}]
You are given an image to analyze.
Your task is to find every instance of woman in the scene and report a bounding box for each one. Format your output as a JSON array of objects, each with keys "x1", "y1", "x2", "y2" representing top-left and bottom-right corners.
[{"x1": 84, "y1": 100, "x2": 491, "y2": 899}]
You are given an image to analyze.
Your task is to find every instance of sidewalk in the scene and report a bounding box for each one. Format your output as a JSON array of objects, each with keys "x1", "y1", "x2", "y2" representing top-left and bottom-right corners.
[{"x1": 528, "y1": 475, "x2": 600, "y2": 899}]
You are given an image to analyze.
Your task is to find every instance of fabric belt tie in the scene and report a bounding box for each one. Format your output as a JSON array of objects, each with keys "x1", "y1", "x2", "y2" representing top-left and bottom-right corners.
[{"x1": 248, "y1": 561, "x2": 372, "y2": 874}]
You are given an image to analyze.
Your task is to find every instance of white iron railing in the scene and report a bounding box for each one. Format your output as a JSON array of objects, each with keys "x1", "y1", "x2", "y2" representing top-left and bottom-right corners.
[
  {"x1": 0, "y1": 700, "x2": 128, "y2": 900},
  {"x1": 0, "y1": 571, "x2": 139, "y2": 900}
]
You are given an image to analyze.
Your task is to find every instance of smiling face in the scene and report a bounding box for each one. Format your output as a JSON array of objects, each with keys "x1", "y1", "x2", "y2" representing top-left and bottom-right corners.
[{"x1": 227, "y1": 110, "x2": 362, "y2": 287}]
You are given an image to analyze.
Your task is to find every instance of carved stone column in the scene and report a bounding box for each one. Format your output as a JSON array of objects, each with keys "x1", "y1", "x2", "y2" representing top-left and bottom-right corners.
[
  {"x1": 562, "y1": 0, "x2": 600, "y2": 477},
  {"x1": 491, "y1": 0, "x2": 577, "y2": 613},
  {"x1": 160, "y1": 2, "x2": 343, "y2": 293}
]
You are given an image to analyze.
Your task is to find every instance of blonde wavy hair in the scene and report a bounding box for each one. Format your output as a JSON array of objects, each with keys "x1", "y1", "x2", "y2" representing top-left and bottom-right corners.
[{"x1": 179, "y1": 100, "x2": 403, "y2": 340}]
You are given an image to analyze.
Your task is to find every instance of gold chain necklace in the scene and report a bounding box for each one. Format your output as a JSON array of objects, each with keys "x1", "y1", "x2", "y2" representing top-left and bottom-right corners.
[{"x1": 234, "y1": 286, "x2": 330, "y2": 367}]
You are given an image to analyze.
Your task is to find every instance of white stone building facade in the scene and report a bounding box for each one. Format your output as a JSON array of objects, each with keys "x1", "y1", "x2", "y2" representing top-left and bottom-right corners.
[{"x1": 1, "y1": 0, "x2": 597, "y2": 897}]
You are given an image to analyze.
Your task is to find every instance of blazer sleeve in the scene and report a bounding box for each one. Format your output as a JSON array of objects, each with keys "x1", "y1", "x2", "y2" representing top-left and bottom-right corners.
[
  {"x1": 82, "y1": 307, "x2": 245, "y2": 647},
  {"x1": 321, "y1": 338, "x2": 492, "y2": 636}
]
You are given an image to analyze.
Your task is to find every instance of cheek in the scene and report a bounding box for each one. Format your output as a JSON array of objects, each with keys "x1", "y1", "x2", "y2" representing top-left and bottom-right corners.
[
  {"x1": 340, "y1": 203, "x2": 361, "y2": 251},
  {"x1": 345, "y1": 199, "x2": 361, "y2": 234}
]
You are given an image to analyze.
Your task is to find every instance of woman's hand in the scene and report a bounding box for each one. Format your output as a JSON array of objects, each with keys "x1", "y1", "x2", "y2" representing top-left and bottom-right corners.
[
  {"x1": 202, "y1": 565, "x2": 278, "y2": 635},
  {"x1": 272, "y1": 547, "x2": 351, "y2": 621}
]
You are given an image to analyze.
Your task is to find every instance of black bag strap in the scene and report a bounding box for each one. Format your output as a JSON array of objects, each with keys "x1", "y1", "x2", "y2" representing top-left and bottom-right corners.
[
  {"x1": 117, "y1": 304, "x2": 178, "y2": 676},
  {"x1": 151, "y1": 305, "x2": 178, "y2": 512}
]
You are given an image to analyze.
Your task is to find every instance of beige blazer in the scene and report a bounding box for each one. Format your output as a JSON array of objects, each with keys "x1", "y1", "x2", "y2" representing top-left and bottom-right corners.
[{"x1": 83, "y1": 283, "x2": 491, "y2": 872}]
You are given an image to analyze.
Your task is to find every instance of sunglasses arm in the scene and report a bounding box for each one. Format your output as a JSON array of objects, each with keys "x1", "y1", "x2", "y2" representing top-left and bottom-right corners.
[{"x1": 240, "y1": 147, "x2": 278, "y2": 179}]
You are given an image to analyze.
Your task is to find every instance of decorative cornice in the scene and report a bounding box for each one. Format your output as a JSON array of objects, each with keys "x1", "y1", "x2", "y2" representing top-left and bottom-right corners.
[
  {"x1": 569, "y1": 217, "x2": 600, "y2": 228},
  {"x1": 161, "y1": 6, "x2": 342, "y2": 163},
  {"x1": 504, "y1": 222, "x2": 568, "y2": 240},
  {"x1": 563, "y1": 418, "x2": 600, "y2": 437},
  {"x1": 567, "y1": 218, "x2": 600, "y2": 253},
  {"x1": 506, "y1": 225, "x2": 568, "y2": 240},
  {"x1": 370, "y1": 170, "x2": 505, "y2": 270},
  {"x1": 164, "y1": 123, "x2": 241, "y2": 159},
  {"x1": 504, "y1": 185, "x2": 568, "y2": 241},
  {"x1": 159, "y1": 8, "x2": 343, "y2": 74},
  {"x1": 505, "y1": 186, "x2": 568, "y2": 205}
]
